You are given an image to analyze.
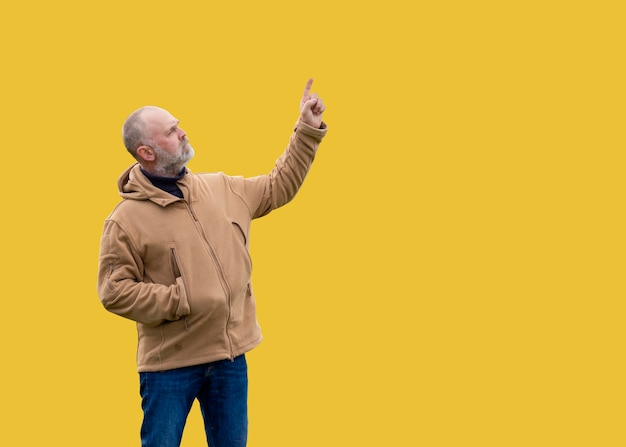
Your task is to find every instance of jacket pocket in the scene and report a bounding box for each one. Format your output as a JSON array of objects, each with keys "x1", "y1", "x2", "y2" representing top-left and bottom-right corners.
[
  {"x1": 231, "y1": 221, "x2": 248, "y2": 246},
  {"x1": 230, "y1": 220, "x2": 253, "y2": 273},
  {"x1": 169, "y1": 244, "x2": 191, "y2": 318},
  {"x1": 170, "y1": 247, "x2": 182, "y2": 279}
]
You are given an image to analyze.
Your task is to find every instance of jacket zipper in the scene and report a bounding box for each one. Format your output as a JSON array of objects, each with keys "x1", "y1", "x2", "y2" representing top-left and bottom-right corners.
[{"x1": 185, "y1": 201, "x2": 235, "y2": 359}]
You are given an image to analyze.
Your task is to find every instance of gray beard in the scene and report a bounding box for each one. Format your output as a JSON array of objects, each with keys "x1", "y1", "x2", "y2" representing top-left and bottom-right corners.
[{"x1": 152, "y1": 143, "x2": 195, "y2": 177}]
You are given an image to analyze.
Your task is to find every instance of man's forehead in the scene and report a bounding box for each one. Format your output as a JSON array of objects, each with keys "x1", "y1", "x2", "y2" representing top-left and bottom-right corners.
[{"x1": 144, "y1": 107, "x2": 178, "y2": 127}]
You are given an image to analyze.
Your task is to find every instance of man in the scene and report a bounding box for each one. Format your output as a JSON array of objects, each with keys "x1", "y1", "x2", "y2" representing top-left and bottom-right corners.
[{"x1": 97, "y1": 79, "x2": 327, "y2": 447}]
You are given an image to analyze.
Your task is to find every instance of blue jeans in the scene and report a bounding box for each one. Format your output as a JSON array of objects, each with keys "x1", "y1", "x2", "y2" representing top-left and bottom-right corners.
[{"x1": 139, "y1": 355, "x2": 248, "y2": 447}]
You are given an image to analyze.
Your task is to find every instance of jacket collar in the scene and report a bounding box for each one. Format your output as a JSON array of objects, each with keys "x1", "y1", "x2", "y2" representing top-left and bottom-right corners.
[{"x1": 117, "y1": 163, "x2": 191, "y2": 207}]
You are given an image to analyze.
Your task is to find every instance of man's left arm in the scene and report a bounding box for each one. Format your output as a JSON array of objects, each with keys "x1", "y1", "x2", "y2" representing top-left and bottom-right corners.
[{"x1": 234, "y1": 78, "x2": 328, "y2": 218}]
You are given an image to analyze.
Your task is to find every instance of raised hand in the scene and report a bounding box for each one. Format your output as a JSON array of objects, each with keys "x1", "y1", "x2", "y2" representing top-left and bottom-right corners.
[{"x1": 299, "y1": 78, "x2": 325, "y2": 129}]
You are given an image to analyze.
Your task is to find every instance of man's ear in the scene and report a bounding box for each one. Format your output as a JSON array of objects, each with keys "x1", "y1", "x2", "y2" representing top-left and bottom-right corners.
[{"x1": 137, "y1": 145, "x2": 156, "y2": 162}]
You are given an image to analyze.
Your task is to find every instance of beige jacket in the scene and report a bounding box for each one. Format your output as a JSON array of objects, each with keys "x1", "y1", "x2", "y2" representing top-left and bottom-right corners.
[{"x1": 97, "y1": 120, "x2": 327, "y2": 372}]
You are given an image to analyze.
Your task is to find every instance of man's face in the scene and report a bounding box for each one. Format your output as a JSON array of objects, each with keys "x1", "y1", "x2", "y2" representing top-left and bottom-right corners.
[{"x1": 143, "y1": 107, "x2": 194, "y2": 175}]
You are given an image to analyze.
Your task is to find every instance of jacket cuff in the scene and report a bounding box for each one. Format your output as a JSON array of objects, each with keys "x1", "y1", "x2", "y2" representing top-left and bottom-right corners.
[
  {"x1": 294, "y1": 119, "x2": 328, "y2": 140},
  {"x1": 175, "y1": 276, "x2": 191, "y2": 317}
]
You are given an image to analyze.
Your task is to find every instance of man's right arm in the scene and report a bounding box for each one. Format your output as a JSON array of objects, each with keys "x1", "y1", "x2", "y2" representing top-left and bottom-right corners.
[{"x1": 97, "y1": 220, "x2": 190, "y2": 326}]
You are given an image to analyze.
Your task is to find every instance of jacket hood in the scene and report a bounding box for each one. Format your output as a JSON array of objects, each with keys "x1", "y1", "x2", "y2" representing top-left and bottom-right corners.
[{"x1": 117, "y1": 163, "x2": 187, "y2": 207}]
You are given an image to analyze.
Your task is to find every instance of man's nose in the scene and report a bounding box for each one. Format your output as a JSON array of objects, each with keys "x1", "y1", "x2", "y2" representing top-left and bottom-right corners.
[{"x1": 177, "y1": 128, "x2": 186, "y2": 140}]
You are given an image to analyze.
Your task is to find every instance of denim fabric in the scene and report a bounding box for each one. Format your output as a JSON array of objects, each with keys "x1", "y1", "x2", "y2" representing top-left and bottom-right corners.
[{"x1": 139, "y1": 355, "x2": 248, "y2": 447}]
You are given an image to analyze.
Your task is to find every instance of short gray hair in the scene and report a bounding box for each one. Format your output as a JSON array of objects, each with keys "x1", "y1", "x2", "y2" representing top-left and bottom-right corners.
[{"x1": 122, "y1": 106, "x2": 159, "y2": 159}]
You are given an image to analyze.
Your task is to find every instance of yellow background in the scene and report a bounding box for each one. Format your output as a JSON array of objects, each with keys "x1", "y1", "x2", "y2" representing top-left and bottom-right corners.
[{"x1": 1, "y1": 1, "x2": 624, "y2": 445}]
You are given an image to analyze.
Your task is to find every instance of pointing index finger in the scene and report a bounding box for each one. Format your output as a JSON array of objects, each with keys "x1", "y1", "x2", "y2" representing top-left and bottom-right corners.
[{"x1": 302, "y1": 78, "x2": 314, "y2": 102}]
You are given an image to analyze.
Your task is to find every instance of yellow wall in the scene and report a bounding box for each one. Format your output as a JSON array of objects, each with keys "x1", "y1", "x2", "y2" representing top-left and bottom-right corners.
[{"x1": 1, "y1": 1, "x2": 624, "y2": 445}]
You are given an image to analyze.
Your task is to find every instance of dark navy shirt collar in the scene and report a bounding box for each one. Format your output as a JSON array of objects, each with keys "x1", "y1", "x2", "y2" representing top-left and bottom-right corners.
[{"x1": 140, "y1": 167, "x2": 185, "y2": 199}]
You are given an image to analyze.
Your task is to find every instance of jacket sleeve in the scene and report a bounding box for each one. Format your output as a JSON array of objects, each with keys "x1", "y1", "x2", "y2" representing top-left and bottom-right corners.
[
  {"x1": 97, "y1": 219, "x2": 191, "y2": 326},
  {"x1": 233, "y1": 119, "x2": 327, "y2": 218}
]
